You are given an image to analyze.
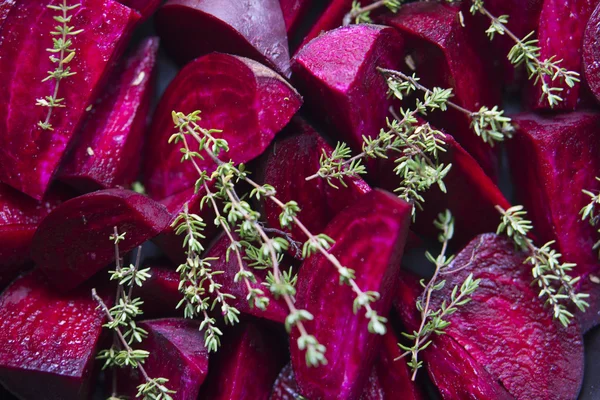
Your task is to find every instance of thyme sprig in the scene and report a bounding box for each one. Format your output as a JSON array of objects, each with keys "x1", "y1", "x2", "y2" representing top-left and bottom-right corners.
[
  {"x1": 580, "y1": 178, "x2": 600, "y2": 259},
  {"x1": 396, "y1": 211, "x2": 480, "y2": 380},
  {"x1": 36, "y1": 1, "x2": 83, "y2": 130},
  {"x1": 496, "y1": 205, "x2": 589, "y2": 326},
  {"x1": 470, "y1": 1, "x2": 580, "y2": 108},
  {"x1": 343, "y1": 0, "x2": 403, "y2": 25}
]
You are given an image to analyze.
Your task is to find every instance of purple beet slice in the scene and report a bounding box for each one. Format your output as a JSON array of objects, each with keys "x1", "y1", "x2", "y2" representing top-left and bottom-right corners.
[
  {"x1": 280, "y1": 0, "x2": 313, "y2": 36},
  {"x1": 0, "y1": 0, "x2": 139, "y2": 199},
  {"x1": 156, "y1": 0, "x2": 290, "y2": 76},
  {"x1": 508, "y1": 112, "x2": 600, "y2": 331},
  {"x1": 584, "y1": 2, "x2": 600, "y2": 104},
  {"x1": 135, "y1": 266, "x2": 181, "y2": 318},
  {"x1": 119, "y1": 318, "x2": 209, "y2": 400},
  {"x1": 0, "y1": 272, "x2": 108, "y2": 400},
  {"x1": 59, "y1": 37, "x2": 159, "y2": 193},
  {"x1": 291, "y1": 24, "x2": 403, "y2": 152},
  {"x1": 290, "y1": 189, "x2": 411, "y2": 400},
  {"x1": 144, "y1": 53, "x2": 302, "y2": 199},
  {"x1": 380, "y1": 2, "x2": 499, "y2": 178},
  {"x1": 118, "y1": 0, "x2": 160, "y2": 20},
  {"x1": 32, "y1": 189, "x2": 171, "y2": 291},
  {"x1": 199, "y1": 321, "x2": 286, "y2": 400}
]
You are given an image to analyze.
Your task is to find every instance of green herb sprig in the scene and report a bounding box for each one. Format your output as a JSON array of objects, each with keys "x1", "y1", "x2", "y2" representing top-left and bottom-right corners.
[
  {"x1": 580, "y1": 178, "x2": 600, "y2": 259},
  {"x1": 343, "y1": 0, "x2": 403, "y2": 25}
]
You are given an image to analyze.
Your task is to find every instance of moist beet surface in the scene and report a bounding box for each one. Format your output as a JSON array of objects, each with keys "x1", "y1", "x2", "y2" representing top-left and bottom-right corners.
[
  {"x1": 290, "y1": 189, "x2": 411, "y2": 400},
  {"x1": 59, "y1": 37, "x2": 159, "y2": 193},
  {"x1": 144, "y1": 53, "x2": 302, "y2": 199},
  {"x1": 584, "y1": 2, "x2": 600, "y2": 104},
  {"x1": 118, "y1": 0, "x2": 160, "y2": 20},
  {"x1": 0, "y1": 0, "x2": 139, "y2": 199},
  {"x1": 135, "y1": 266, "x2": 181, "y2": 318},
  {"x1": 0, "y1": 273, "x2": 108, "y2": 400},
  {"x1": 156, "y1": 0, "x2": 290, "y2": 76},
  {"x1": 32, "y1": 189, "x2": 171, "y2": 291},
  {"x1": 279, "y1": 0, "x2": 313, "y2": 36}
]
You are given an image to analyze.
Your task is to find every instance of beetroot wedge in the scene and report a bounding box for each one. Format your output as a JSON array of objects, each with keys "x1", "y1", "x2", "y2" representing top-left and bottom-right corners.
[
  {"x1": 156, "y1": 0, "x2": 290, "y2": 76},
  {"x1": 32, "y1": 189, "x2": 171, "y2": 291},
  {"x1": 144, "y1": 53, "x2": 302, "y2": 199},
  {"x1": 380, "y1": 3, "x2": 499, "y2": 177},
  {"x1": 584, "y1": 2, "x2": 600, "y2": 104},
  {"x1": 508, "y1": 112, "x2": 600, "y2": 331},
  {"x1": 280, "y1": 0, "x2": 313, "y2": 37},
  {"x1": 119, "y1": 319, "x2": 209, "y2": 400},
  {"x1": 118, "y1": 0, "x2": 161, "y2": 20},
  {"x1": 59, "y1": 37, "x2": 159, "y2": 193},
  {"x1": 290, "y1": 189, "x2": 411, "y2": 399},
  {"x1": 0, "y1": 273, "x2": 108, "y2": 400},
  {"x1": 0, "y1": 0, "x2": 139, "y2": 199},
  {"x1": 199, "y1": 321, "x2": 286, "y2": 400},
  {"x1": 135, "y1": 266, "x2": 181, "y2": 318},
  {"x1": 291, "y1": 24, "x2": 403, "y2": 152}
]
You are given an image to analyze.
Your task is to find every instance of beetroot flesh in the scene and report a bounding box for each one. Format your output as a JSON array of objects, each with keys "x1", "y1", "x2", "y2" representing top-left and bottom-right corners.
[
  {"x1": 156, "y1": 0, "x2": 291, "y2": 77},
  {"x1": 291, "y1": 24, "x2": 403, "y2": 153},
  {"x1": 395, "y1": 234, "x2": 584, "y2": 400},
  {"x1": 279, "y1": 0, "x2": 313, "y2": 36},
  {"x1": 135, "y1": 266, "x2": 181, "y2": 318},
  {"x1": 118, "y1": 0, "x2": 160, "y2": 20},
  {"x1": 380, "y1": 3, "x2": 499, "y2": 178},
  {"x1": 144, "y1": 53, "x2": 302, "y2": 199},
  {"x1": 0, "y1": 273, "x2": 108, "y2": 400},
  {"x1": 290, "y1": 189, "x2": 411, "y2": 400},
  {"x1": 32, "y1": 189, "x2": 171, "y2": 292},
  {"x1": 0, "y1": 0, "x2": 139, "y2": 200},
  {"x1": 584, "y1": 2, "x2": 600, "y2": 104},
  {"x1": 119, "y1": 319, "x2": 209, "y2": 400},
  {"x1": 199, "y1": 321, "x2": 286, "y2": 400},
  {"x1": 508, "y1": 112, "x2": 600, "y2": 331},
  {"x1": 59, "y1": 37, "x2": 159, "y2": 193}
]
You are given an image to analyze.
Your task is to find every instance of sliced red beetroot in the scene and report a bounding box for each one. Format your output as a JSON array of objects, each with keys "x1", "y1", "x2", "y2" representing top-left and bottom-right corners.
[
  {"x1": 291, "y1": 24, "x2": 403, "y2": 152},
  {"x1": 199, "y1": 321, "x2": 286, "y2": 400},
  {"x1": 280, "y1": 0, "x2": 313, "y2": 36},
  {"x1": 144, "y1": 53, "x2": 302, "y2": 199},
  {"x1": 119, "y1": 318, "x2": 209, "y2": 400},
  {"x1": 118, "y1": 0, "x2": 160, "y2": 20},
  {"x1": 59, "y1": 37, "x2": 159, "y2": 193},
  {"x1": 584, "y1": 2, "x2": 600, "y2": 104},
  {"x1": 508, "y1": 112, "x2": 600, "y2": 331},
  {"x1": 380, "y1": 3, "x2": 499, "y2": 178},
  {"x1": 0, "y1": 272, "x2": 108, "y2": 400},
  {"x1": 290, "y1": 189, "x2": 411, "y2": 399},
  {"x1": 135, "y1": 266, "x2": 181, "y2": 318},
  {"x1": 156, "y1": 0, "x2": 290, "y2": 76},
  {"x1": 0, "y1": 0, "x2": 139, "y2": 199},
  {"x1": 32, "y1": 189, "x2": 171, "y2": 291}
]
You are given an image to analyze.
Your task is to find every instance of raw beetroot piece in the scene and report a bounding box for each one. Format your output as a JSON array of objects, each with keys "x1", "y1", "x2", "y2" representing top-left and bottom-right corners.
[
  {"x1": 280, "y1": 0, "x2": 313, "y2": 36},
  {"x1": 584, "y1": 2, "x2": 600, "y2": 104},
  {"x1": 199, "y1": 321, "x2": 286, "y2": 400},
  {"x1": 119, "y1": 319, "x2": 209, "y2": 400},
  {"x1": 144, "y1": 53, "x2": 302, "y2": 199},
  {"x1": 32, "y1": 189, "x2": 171, "y2": 291},
  {"x1": 291, "y1": 24, "x2": 403, "y2": 152},
  {"x1": 270, "y1": 364, "x2": 303, "y2": 399},
  {"x1": 118, "y1": 0, "x2": 160, "y2": 20},
  {"x1": 290, "y1": 189, "x2": 411, "y2": 400},
  {"x1": 135, "y1": 266, "x2": 182, "y2": 317},
  {"x1": 59, "y1": 37, "x2": 159, "y2": 193},
  {"x1": 0, "y1": 273, "x2": 108, "y2": 400},
  {"x1": 380, "y1": 3, "x2": 499, "y2": 178},
  {"x1": 508, "y1": 112, "x2": 600, "y2": 331},
  {"x1": 0, "y1": 0, "x2": 139, "y2": 200},
  {"x1": 156, "y1": 0, "x2": 291, "y2": 76}
]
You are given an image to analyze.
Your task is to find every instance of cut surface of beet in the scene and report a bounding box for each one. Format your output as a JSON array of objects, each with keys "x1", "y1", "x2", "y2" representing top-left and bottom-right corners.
[
  {"x1": 290, "y1": 189, "x2": 411, "y2": 400},
  {"x1": 135, "y1": 266, "x2": 181, "y2": 318},
  {"x1": 118, "y1": 0, "x2": 160, "y2": 20},
  {"x1": 0, "y1": 273, "x2": 107, "y2": 400},
  {"x1": 59, "y1": 37, "x2": 159, "y2": 192},
  {"x1": 280, "y1": 0, "x2": 313, "y2": 36},
  {"x1": 144, "y1": 53, "x2": 302, "y2": 199},
  {"x1": 156, "y1": 0, "x2": 290, "y2": 76},
  {"x1": 584, "y1": 2, "x2": 600, "y2": 104},
  {"x1": 32, "y1": 189, "x2": 171, "y2": 291},
  {"x1": 0, "y1": 0, "x2": 139, "y2": 199}
]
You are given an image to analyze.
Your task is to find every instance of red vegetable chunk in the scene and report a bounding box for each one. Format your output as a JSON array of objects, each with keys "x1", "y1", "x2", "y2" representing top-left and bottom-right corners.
[
  {"x1": 199, "y1": 321, "x2": 286, "y2": 400},
  {"x1": 118, "y1": 0, "x2": 161, "y2": 20},
  {"x1": 280, "y1": 0, "x2": 313, "y2": 36},
  {"x1": 59, "y1": 37, "x2": 159, "y2": 192},
  {"x1": 508, "y1": 112, "x2": 600, "y2": 331},
  {"x1": 292, "y1": 24, "x2": 403, "y2": 152},
  {"x1": 32, "y1": 189, "x2": 171, "y2": 291},
  {"x1": 584, "y1": 2, "x2": 600, "y2": 104},
  {"x1": 0, "y1": 273, "x2": 108, "y2": 400},
  {"x1": 119, "y1": 319, "x2": 209, "y2": 400},
  {"x1": 291, "y1": 189, "x2": 411, "y2": 400},
  {"x1": 144, "y1": 53, "x2": 302, "y2": 199},
  {"x1": 381, "y1": 3, "x2": 499, "y2": 178},
  {"x1": 135, "y1": 266, "x2": 181, "y2": 318},
  {"x1": 0, "y1": 0, "x2": 139, "y2": 199},
  {"x1": 156, "y1": 0, "x2": 290, "y2": 76}
]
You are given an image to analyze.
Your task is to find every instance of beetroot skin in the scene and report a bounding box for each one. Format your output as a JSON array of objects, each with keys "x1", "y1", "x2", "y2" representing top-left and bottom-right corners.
[
  {"x1": 144, "y1": 53, "x2": 302, "y2": 199},
  {"x1": 32, "y1": 189, "x2": 171, "y2": 291},
  {"x1": 291, "y1": 189, "x2": 411, "y2": 400},
  {"x1": 59, "y1": 37, "x2": 159, "y2": 193},
  {"x1": 156, "y1": 0, "x2": 291, "y2": 76},
  {"x1": 0, "y1": 0, "x2": 139, "y2": 199},
  {"x1": 0, "y1": 273, "x2": 108, "y2": 400},
  {"x1": 584, "y1": 2, "x2": 600, "y2": 104}
]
